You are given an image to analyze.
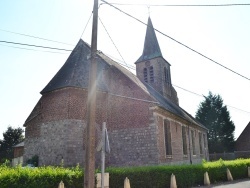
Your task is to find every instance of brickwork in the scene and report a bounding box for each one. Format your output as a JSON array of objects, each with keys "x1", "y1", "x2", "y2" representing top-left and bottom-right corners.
[
  {"x1": 154, "y1": 109, "x2": 208, "y2": 165},
  {"x1": 24, "y1": 75, "x2": 159, "y2": 166},
  {"x1": 136, "y1": 57, "x2": 179, "y2": 105},
  {"x1": 23, "y1": 38, "x2": 208, "y2": 167},
  {"x1": 24, "y1": 79, "x2": 207, "y2": 167},
  {"x1": 14, "y1": 147, "x2": 24, "y2": 158},
  {"x1": 171, "y1": 121, "x2": 183, "y2": 162},
  {"x1": 108, "y1": 126, "x2": 158, "y2": 166}
]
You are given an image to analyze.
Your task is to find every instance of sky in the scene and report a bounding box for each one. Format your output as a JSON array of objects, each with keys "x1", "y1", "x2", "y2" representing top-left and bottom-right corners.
[{"x1": 0, "y1": 0, "x2": 249, "y2": 141}]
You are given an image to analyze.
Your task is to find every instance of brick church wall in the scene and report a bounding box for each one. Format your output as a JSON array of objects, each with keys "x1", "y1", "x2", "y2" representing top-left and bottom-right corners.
[
  {"x1": 24, "y1": 69, "x2": 160, "y2": 166},
  {"x1": 154, "y1": 108, "x2": 208, "y2": 165},
  {"x1": 24, "y1": 50, "x2": 208, "y2": 167}
]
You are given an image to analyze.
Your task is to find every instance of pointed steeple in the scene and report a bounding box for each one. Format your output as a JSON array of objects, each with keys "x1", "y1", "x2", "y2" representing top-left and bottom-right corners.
[{"x1": 136, "y1": 17, "x2": 162, "y2": 63}]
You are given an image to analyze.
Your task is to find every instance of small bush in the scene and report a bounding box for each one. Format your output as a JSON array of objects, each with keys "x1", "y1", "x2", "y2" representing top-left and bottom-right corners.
[
  {"x1": 107, "y1": 158, "x2": 250, "y2": 188},
  {"x1": 0, "y1": 165, "x2": 83, "y2": 188},
  {"x1": 0, "y1": 158, "x2": 249, "y2": 188}
]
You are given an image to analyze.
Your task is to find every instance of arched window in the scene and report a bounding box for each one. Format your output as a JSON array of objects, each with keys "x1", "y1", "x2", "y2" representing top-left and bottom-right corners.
[
  {"x1": 149, "y1": 66, "x2": 154, "y2": 82},
  {"x1": 143, "y1": 68, "x2": 148, "y2": 82}
]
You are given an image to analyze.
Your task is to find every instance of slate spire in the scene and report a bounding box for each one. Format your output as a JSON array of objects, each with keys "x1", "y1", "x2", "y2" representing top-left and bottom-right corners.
[{"x1": 136, "y1": 17, "x2": 162, "y2": 63}]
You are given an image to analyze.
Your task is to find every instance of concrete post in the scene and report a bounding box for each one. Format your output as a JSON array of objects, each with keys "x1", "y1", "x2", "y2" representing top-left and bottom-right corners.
[
  {"x1": 204, "y1": 172, "x2": 210, "y2": 186},
  {"x1": 226, "y1": 168, "x2": 233, "y2": 181},
  {"x1": 124, "y1": 177, "x2": 130, "y2": 188},
  {"x1": 170, "y1": 173, "x2": 177, "y2": 188},
  {"x1": 58, "y1": 181, "x2": 64, "y2": 188}
]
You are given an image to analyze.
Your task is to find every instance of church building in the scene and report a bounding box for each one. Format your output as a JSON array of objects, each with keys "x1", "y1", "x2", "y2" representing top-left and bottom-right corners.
[{"x1": 23, "y1": 17, "x2": 209, "y2": 167}]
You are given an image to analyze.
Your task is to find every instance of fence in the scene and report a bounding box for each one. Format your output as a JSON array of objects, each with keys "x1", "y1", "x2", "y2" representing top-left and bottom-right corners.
[{"x1": 209, "y1": 150, "x2": 250, "y2": 161}]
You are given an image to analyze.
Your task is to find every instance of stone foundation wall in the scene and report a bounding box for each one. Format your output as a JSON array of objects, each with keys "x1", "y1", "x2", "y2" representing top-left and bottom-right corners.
[
  {"x1": 24, "y1": 119, "x2": 159, "y2": 167},
  {"x1": 24, "y1": 119, "x2": 86, "y2": 166}
]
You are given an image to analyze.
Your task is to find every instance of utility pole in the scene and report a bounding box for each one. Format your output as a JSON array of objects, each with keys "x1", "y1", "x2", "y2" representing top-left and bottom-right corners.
[{"x1": 84, "y1": 0, "x2": 98, "y2": 187}]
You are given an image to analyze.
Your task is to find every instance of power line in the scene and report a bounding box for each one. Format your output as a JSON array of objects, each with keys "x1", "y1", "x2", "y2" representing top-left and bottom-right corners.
[
  {"x1": 226, "y1": 105, "x2": 250, "y2": 114},
  {"x1": 116, "y1": 64, "x2": 250, "y2": 114},
  {"x1": 173, "y1": 84, "x2": 203, "y2": 97},
  {"x1": 98, "y1": 16, "x2": 130, "y2": 70},
  {"x1": 98, "y1": 52, "x2": 250, "y2": 115},
  {"x1": 151, "y1": 74, "x2": 250, "y2": 114},
  {"x1": 104, "y1": 53, "x2": 135, "y2": 69},
  {"x1": 0, "y1": 40, "x2": 72, "y2": 52},
  {"x1": 0, "y1": 29, "x2": 74, "y2": 46},
  {"x1": 0, "y1": 12, "x2": 94, "y2": 46},
  {"x1": 104, "y1": 3, "x2": 250, "y2": 7},
  {"x1": 0, "y1": 44, "x2": 70, "y2": 54},
  {"x1": 103, "y1": 49, "x2": 250, "y2": 114},
  {"x1": 80, "y1": 12, "x2": 93, "y2": 39},
  {"x1": 100, "y1": 0, "x2": 250, "y2": 82}
]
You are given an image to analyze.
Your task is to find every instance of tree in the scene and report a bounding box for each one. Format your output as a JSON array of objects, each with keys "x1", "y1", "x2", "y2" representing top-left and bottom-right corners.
[
  {"x1": 0, "y1": 126, "x2": 24, "y2": 162},
  {"x1": 195, "y1": 92, "x2": 235, "y2": 153}
]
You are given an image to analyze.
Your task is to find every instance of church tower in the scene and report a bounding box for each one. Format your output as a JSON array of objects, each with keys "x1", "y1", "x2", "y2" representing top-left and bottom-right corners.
[{"x1": 135, "y1": 17, "x2": 179, "y2": 105}]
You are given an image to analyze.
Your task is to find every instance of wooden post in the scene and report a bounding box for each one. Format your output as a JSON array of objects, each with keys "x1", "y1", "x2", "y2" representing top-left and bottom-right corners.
[{"x1": 84, "y1": 0, "x2": 99, "y2": 187}]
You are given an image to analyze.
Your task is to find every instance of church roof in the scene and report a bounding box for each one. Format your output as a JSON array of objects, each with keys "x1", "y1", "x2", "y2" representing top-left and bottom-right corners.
[
  {"x1": 96, "y1": 46, "x2": 205, "y2": 129},
  {"x1": 40, "y1": 39, "x2": 205, "y2": 130},
  {"x1": 13, "y1": 141, "x2": 24, "y2": 148},
  {"x1": 41, "y1": 40, "x2": 107, "y2": 94},
  {"x1": 135, "y1": 17, "x2": 162, "y2": 63},
  {"x1": 236, "y1": 122, "x2": 250, "y2": 142}
]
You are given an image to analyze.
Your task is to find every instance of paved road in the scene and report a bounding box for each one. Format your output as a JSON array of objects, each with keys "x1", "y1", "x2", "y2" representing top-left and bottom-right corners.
[
  {"x1": 212, "y1": 179, "x2": 250, "y2": 188},
  {"x1": 193, "y1": 179, "x2": 250, "y2": 188}
]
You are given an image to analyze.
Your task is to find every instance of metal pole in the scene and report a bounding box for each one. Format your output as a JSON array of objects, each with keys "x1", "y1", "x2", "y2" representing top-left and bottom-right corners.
[
  {"x1": 101, "y1": 122, "x2": 106, "y2": 188},
  {"x1": 84, "y1": 0, "x2": 98, "y2": 187}
]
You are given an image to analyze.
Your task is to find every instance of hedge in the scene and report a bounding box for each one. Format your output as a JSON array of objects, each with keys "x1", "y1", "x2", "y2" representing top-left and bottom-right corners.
[
  {"x1": 106, "y1": 158, "x2": 250, "y2": 188},
  {"x1": 0, "y1": 158, "x2": 249, "y2": 188},
  {"x1": 0, "y1": 165, "x2": 83, "y2": 188}
]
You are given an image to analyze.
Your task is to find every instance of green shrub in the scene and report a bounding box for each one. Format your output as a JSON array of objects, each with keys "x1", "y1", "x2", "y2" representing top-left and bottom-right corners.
[
  {"x1": 106, "y1": 164, "x2": 205, "y2": 188},
  {"x1": 0, "y1": 158, "x2": 249, "y2": 188},
  {"x1": 107, "y1": 158, "x2": 250, "y2": 188},
  {"x1": 0, "y1": 165, "x2": 83, "y2": 188}
]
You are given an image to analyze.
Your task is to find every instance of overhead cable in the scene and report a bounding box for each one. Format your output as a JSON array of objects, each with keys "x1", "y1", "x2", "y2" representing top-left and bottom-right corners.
[
  {"x1": 104, "y1": 3, "x2": 250, "y2": 7},
  {"x1": 99, "y1": 16, "x2": 130, "y2": 70},
  {"x1": 80, "y1": 12, "x2": 93, "y2": 39},
  {"x1": 0, "y1": 29, "x2": 74, "y2": 46},
  {"x1": 148, "y1": 73, "x2": 250, "y2": 114},
  {"x1": 0, "y1": 44, "x2": 70, "y2": 54},
  {"x1": 100, "y1": 0, "x2": 250, "y2": 81},
  {"x1": 0, "y1": 40, "x2": 72, "y2": 52}
]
